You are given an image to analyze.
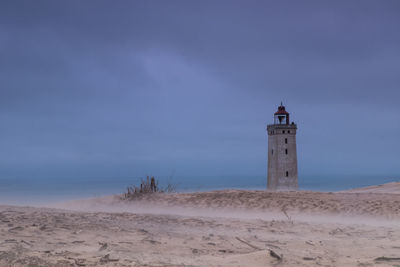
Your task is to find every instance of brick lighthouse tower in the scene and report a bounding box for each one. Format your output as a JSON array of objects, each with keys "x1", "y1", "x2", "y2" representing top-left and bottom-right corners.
[{"x1": 267, "y1": 103, "x2": 298, "y2": 190}]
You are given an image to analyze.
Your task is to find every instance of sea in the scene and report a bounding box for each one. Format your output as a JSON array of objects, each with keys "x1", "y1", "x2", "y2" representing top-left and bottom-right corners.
[{"x1": 0, "y1": 175, "x2": 398, "y2": 206}]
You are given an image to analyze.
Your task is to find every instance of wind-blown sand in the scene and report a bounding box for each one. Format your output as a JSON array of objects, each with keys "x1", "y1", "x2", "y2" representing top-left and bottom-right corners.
[{"x1": 1, "y1": 182, "x2": 400, "y2": 266}]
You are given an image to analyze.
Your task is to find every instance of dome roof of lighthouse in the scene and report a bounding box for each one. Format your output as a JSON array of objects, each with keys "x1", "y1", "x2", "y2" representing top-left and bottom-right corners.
[{"x1": 274, "y1": 104, "x2": 289, "y2": 115}]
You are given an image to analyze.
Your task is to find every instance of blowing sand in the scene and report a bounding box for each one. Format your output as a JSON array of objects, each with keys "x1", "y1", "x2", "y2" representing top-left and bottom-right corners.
[{"x1": 1, "y1": 182, "x2": 400, "y2": 266}]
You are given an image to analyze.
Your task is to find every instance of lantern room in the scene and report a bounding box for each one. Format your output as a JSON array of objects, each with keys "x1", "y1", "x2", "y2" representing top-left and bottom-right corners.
[{"x1": 274, "y1": 103, "x2": 290, "y2": 125}]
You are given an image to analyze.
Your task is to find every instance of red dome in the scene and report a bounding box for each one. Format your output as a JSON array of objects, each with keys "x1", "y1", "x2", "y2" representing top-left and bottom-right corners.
[{"x1": 274, "y1": 105, "x2": 289, "y2": 115}]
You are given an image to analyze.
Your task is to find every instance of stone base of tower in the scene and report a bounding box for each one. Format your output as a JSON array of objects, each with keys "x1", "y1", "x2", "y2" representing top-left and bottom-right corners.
[{"x1": 267, "y1": 176, "x2": 298, "y2": 191}]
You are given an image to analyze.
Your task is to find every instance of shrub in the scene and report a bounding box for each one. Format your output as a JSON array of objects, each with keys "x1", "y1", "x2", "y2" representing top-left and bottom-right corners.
[{"x1": 123, "y1": 176, "x2": 175, "y2": 199}]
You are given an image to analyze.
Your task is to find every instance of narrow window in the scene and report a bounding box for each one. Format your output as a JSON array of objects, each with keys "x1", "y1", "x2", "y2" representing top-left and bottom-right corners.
[
  {"x1": 285, "y1": 138, "x2": 288, "y2": 144},
  {"x1": 282, "y1": 130, "x2": 285, "y2": 134},
  {"x1": 288, "y1": 130, "x2": 290, "y2": 134},
  {"x1": 286, "y1": 171, "x2": 289, "y2": 177},
  {"x1": 285, "y1": 149, "x2": 288, "y2": 154},
  {"x1": 271, "y1": 149, "x2": 274, "y2": 155}
]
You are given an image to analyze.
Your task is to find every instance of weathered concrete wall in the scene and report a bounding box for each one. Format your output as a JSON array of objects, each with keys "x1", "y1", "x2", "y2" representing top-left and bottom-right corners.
[{"x1": 267, "y1": 124, "x2": 298, "y2": 190}]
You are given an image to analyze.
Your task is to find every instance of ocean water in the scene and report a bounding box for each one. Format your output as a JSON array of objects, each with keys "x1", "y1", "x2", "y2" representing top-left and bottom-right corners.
[{"x1": 0, "y1": 175, "x2": 398, "y2": 206}]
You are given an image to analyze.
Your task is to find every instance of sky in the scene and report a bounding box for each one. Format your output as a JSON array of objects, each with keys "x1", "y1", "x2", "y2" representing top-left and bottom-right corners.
[{"x1": 0, "y1": 0, "x2": 400, "y2": 180}]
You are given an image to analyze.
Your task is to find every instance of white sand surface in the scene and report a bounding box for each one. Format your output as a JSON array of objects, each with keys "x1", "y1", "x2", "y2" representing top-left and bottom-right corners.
[{"x1": 1, "y1": 182, "x2": 400, "y2": 266}]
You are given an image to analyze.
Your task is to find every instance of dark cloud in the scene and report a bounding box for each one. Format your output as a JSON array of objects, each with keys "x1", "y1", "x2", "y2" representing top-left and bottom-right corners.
[{"x1": 0, "y1": 0, "x2": 399, "y2": 179}]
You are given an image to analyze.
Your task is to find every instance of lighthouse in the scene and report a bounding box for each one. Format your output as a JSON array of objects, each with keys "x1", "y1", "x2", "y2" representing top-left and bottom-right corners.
[{"x1": 267, "y1": 103, "x2": 298, "y2": 190}]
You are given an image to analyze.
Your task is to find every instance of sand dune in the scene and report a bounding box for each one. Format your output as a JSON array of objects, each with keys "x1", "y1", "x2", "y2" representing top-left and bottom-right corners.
[
  {"x1": 57, "y1": 184, "x2": 400, "y2": 219},
  {"x1": 342, "y1": 181, "x2": 400, "y2": 194},
  {"x1": 1, "y1": 183, "x2": 400, "y2": 266}
]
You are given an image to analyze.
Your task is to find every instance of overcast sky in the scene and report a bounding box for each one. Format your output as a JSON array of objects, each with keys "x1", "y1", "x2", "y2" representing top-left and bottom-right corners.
[{"x1": 1, "y1": 1, "x2": 399, "y2": 180}]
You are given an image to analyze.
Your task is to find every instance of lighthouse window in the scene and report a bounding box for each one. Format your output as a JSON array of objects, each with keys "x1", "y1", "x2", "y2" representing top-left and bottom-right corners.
[
  {"x1": 286, "y1": 171, "x2": 289, "y2": 177},
  {"x1": 272, "y1": 149, "x2": 274, "y2": 155},
  {"x1": 285, "y1": 149, "x2": 288, "y2": 154},
  {"x1": 282, "y1": 130, "x2": 285, "y2": 134},
  {"x1": 285, "y1": 138, "x2": 288, "y2": 144},
  {"x1": 288, "y1": 130, "x2": 291, "y2": 134}
]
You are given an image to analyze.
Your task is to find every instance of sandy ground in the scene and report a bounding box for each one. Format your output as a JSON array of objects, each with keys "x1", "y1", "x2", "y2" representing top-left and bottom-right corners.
[{"x1": 1, "y1": 182, "x2": 400, "y2": 266}]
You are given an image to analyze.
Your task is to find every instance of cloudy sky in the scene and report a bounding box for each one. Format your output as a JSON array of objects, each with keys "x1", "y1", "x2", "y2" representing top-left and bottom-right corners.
[{"x1": 1, "y1": 1, "x2": 399, "y2": 180}]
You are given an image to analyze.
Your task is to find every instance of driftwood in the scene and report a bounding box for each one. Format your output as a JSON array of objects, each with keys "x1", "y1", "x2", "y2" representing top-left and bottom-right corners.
[
  {"x1": 20, "y1": 240, "x2": 32, "y2": 247},
  {"x1": 235, "y1": 237, "x2": 261, "y2": 250},
  {"x1": 98, "y1": 242, "x2": 108, "y2": 251},
  {"x1": 374, "y1": 256, "x2": 400, "y2": 262},
  {"x1": 281, "y1": 206, "x2": 293, "y2": 224},
  {"x1": 100, "y1": 254, "x2": 119, "y2": 263},
  {"x1": 235, "y1": 237, "x2": 283, "y2": 262},
  {"x1": 269, "y1": 249, "x2": 282, "y2": 261}
]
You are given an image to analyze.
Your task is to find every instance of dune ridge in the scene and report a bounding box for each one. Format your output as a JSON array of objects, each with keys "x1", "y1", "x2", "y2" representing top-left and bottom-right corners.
[{"x1": 57, "y1": 182, "x2": 400, "y2": 219}]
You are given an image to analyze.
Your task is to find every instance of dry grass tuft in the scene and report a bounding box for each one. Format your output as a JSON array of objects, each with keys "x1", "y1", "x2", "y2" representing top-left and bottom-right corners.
[{"x1": 123, "y1": 176, "x2": 176, "y2": 199}]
